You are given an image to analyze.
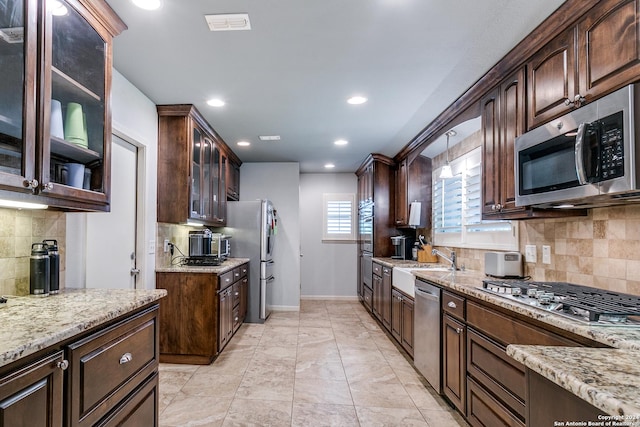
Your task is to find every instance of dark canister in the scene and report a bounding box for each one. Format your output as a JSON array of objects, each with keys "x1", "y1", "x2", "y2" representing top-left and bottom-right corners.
[
  {"x1": 43, "y1": 239, "x2": 60, "y2": 294},
  {"x1": 30, "y1": 243, "x2": 50, "y2": 296}
]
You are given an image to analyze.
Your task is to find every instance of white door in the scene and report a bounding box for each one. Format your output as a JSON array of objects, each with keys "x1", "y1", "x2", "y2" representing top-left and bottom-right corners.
[{"x1": 85, "y1": 135, "x2": 138, "y2": 289}]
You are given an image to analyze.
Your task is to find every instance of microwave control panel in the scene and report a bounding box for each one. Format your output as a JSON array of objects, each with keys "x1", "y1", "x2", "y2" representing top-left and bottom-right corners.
[{"x1": 598, "y1": 112, "x2": 624, "y2": 181}]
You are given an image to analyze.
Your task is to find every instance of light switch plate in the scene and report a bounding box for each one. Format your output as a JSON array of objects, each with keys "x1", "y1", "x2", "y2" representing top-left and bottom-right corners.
[
  {"x1": 525, "y1": 245, "x2": 537, "y2": 263},
  {"x1": 148, "y1": 240, "x2": 155, "y2": 254},
  {"x1": 542, "y1": 245, "x2": 551, "y2": 264}
]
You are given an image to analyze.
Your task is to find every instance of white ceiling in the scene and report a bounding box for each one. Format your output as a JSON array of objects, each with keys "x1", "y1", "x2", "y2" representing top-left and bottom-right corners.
[{"x1": 105, "y1": 0, "x2": 565, "y2": 172}]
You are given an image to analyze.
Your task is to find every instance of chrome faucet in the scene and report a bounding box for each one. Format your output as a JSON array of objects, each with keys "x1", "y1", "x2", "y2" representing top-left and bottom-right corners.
[{"x1": 431, "y1": 248, "x2": 457, "y2": 271}]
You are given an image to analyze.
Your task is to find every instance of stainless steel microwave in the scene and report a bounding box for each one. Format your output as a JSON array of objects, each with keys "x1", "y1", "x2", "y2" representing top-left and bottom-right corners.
[{"x1": 515, "y1": 84, "x2": 640, "y2": 208}]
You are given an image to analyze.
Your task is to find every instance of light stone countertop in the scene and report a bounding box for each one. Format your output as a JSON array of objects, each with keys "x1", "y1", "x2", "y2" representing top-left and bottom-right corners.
[
  {"x1": 0, "y1": 288, "x2": 166, "y2": 369},
  {"x1": 403, "y1": 267, "x2": 640, "y2": 418},
  {"x1": 507, "y1": 345, "x2": 640, "y2": 419},
  {"x1": 155, "y1": 257, "x2": 250, "y2": 274}
]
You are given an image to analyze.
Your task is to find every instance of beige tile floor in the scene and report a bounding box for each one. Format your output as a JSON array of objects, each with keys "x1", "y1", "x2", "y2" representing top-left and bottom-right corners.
[{"x1": 159, "y1": 300, "x2": 469, "y2": 426}]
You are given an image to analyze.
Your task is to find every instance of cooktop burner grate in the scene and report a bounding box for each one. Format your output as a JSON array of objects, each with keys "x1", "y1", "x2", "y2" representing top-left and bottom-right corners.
[{"x1": 482, "y1": 280, "x2": 640, "y2": 322}]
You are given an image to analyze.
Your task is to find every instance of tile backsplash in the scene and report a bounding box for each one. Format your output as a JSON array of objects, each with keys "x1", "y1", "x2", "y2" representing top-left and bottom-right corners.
[
  {"x1": 452, "y1": 205, "x2": 640, "y2": 296},
  {"x1": 0, "y1": 208, "x2": 66, "y2": 296},
  {"x1": 156, "y1": 222, "x2": 203, "y2": 268}
]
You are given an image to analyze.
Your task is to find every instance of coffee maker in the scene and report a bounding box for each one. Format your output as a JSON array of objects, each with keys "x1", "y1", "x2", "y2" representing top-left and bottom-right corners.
[{"x1": 391, "y1": 235, "x2": 415, "y2": 260}]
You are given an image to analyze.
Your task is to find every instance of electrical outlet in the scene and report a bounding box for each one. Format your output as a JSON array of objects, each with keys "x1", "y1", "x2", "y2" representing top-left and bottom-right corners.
[
  {"x1": 148, "y1": 239, "x2": 155, "y2": 254},
  {"x1": 542, "y1": 245, "x2": 551, "y2": 264},
  {"x1": 525, "y1": 245, "x2": 537, "y2": 263},
  {"x1": 163, "y1": 239, "x2": 171, "y2": 253}
]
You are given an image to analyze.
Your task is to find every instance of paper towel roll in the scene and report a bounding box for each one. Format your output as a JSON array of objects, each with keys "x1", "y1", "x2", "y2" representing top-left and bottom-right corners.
[{"x1": 408, "y1": 201, "x2": 421, "y2": 226}]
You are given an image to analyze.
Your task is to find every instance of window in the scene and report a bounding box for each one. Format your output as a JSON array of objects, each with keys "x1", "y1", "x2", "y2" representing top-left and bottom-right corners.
[
  {"x1": 432, "y1": 147, "x2": 518, "y2": 250},
  {"x1": 323, "y1": 193, "x2": 356, "y2": 241}
]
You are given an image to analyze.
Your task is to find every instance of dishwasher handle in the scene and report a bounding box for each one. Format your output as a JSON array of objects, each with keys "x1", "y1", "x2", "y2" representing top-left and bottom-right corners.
[{"x1": 415, "y1": 287, "x2": 440, "y2": 302}]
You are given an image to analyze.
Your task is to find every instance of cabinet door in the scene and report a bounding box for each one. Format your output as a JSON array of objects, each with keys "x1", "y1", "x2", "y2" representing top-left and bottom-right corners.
[
  {"x1": 40, "y1": 0, "x2": 113, "y2": 207},
  {"x1": 201, "y1": 136, "x2": 212, "y2": 221},
  {"x1": 0, "y1": 351, "x2": 64, "y2": 427},
  {"x1": 382, "y1": 267, "x2": 392, "y2": 330},
  {"x1": 218, "y1": 289, "x2": 230, "y2": 351},
  {"x1": 498, "y1": 69, "x2": 525, "y2": 215},
  {"x1": 190, "y1": 126, "x2": 204, "y2": 220},
  {"x1": 372, "y1": 274, "x2": 383, "y2": 321},
  {"x1": 0, "y1": 0, "x2": 38, "y2": 192},
  {"x1": 217, "y1": 149, "x2": 227, "y2": 224},
  {"x1": 526, "y1": 27, "x2": 576, "y2": 129},
  {"x1": 481, "y1": 88, "x2": 500, "y2": 216},
  {"x1": 391, "y1": 289, "x2": 402, "y2": 342},
  {"x1": 394, "y1": 159, "x2": 408, "y2": 226},
  {"x1": 401, "y1": 295, "x2": 414, "y2": 357},
  {"x1": 227, "y1": 161, "x2": 240, "y2": 200},
  {"x1": 443, "y1": 314, "x2": 466, "y2": 414},
  {"x1": 239, "y1": 276, "x2": 248, "y2": 322},
  {"x1": 578, "y1": 0, "x2": 640, "y2": 99}
]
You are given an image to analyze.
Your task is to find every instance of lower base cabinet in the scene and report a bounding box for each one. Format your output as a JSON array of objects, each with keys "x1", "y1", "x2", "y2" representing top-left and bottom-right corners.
[
  {"x1": 443, "y1": 314, "x2": 466, "y2": 414},
  {"x1": 391, "y1": 288, "x2": 414, "y2": 357},
  {"x1": 0, "y1": 351, "x2": 64, "y2": 427},
  {"x1": 0, "y1": 304, "x2": 160, "y2": 427}
]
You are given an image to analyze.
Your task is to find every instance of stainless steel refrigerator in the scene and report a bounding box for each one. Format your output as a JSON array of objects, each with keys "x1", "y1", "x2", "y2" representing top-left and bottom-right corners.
[{"x1": 222, "y1": 200, "x2": 277, "y2": 323}]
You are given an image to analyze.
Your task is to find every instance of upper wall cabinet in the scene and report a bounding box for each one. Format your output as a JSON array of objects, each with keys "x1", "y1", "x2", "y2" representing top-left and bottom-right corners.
[
  {"x1": 394, "y1": 156, "x2": 432, "y2": 228},
  {"x1": 527, "y1": 0, "x2": 640, "y2": 129},
  {"x1": 157, "y1": 104, "x2": 239, "y2": 226},
  {"x1": 0, "y1": 0, "x2": 125, "y2": 211}
]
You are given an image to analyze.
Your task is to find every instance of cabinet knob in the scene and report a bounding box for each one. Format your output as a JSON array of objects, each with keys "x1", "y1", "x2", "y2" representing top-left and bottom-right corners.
[
  {"x1": 235, "y1": 291, "x2": 239, "y2": 296},
  {"x1": 235, "y1": 317, "x2": 239, "y2": 321},
  {"x1": 42, "y1": 182, "x2": 54, "y2": 191},
  {"x1": 564, "y1": 94, "x2": 586, "y2": 108},
  {"x1": 24, "y1": 179, "x2": 39, "y2": 191},
  {"x1": 455, "y1": 327, "x2": 463, "y2": 334},
  {"x1": 496, "y1": 204, "x2": 502, "y2": 211},
  {"x1": 447, "y1": 301, "x2": 457, "y2": 309},
  {"x1": 56, "y1": 360, "x2": 69, "y2": 370},
  {"x1": 119, "y1": 352, "x2": 133, "y2": 364}
]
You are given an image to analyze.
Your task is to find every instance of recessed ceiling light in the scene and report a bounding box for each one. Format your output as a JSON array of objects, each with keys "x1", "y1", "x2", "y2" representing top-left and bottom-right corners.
[
  {"x1": 347, "y1": 96, "x2": 367, "y2": 105},
  {"x1": 324, "y1": 163, "x2": 335, "y2": 169},
  {"x1": 259, "y1": 135, "x2": 281, "y2": 141},
  {"x1": 334, "y1": 139, "x2": 348, "y2": 146},
  {"x1": 132, "y1": 0, "x2": 162, "y2": 10},
  {"x1": 207, "y1": 98, "x2": 225, "y2": 107},
  {"x1": 237, "y1": 141, "x2": 250, "y2": 147}
]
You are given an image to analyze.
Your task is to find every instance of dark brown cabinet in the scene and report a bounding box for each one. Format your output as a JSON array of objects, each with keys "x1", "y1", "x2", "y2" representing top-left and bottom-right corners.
[
  {"x1": 372, "y1": 263, "x2": 383, "y2": 322},
  {"x1": 227, "y1": 160, "x2": 241, "y2": 201},
  {"x1": 157, "y1": 104, "x2": 238, "y2": 226},
  {"x1": 391, "y1": 288, "x2": 414, "y2": 357},
  {"x1": 442, "y1": 290, "x2": 466, "y2": 414},
  {"x1": 527, "y1": 0, "x2": 640, "y2": 129},
  {"x1": 381, "y1": 266, "x2": 392, "y2": 330},
  {"x1": 481, "y1": 69, "x2": 526, "y2": 219},
  {"x1": 0, "y1": 0, "x2": 125, "y2": 211},
  {"x1": 394, "y1": 156, "x2": 432, "y2": 228},
  {"x1": 0, "y1": 351, "x2": 64, "y2": 427}
]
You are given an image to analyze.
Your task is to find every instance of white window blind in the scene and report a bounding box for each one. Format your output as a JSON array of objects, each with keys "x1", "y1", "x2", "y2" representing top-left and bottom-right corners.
[
  {"x1": 433, "y1": 147, "x2": 518, "y2": 250},
  {"x1": 323, "y1": 193, "x2": 356, "y2": 241}
]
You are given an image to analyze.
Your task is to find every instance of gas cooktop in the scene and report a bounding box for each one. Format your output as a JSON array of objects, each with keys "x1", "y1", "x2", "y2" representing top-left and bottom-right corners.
[{"x1": 482, "y1": 279, "x2": 640, "y2": 327}]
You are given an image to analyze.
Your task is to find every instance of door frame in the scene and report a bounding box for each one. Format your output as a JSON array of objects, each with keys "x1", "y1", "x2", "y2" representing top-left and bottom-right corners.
[{"x1": 112, "y1": 129, "x2": 146, "y2": 289}]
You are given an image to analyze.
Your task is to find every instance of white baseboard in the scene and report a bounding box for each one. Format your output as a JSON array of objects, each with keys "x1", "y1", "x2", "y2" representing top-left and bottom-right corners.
[
  {"x1": 300, "y1": 295, "x2": 359, "y2": 301},
  {"x1": 270, "y1": 305, "x2": 300, "y2": 312}
]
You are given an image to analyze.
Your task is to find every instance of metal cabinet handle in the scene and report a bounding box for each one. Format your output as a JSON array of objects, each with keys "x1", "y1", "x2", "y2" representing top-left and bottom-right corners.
[
  {"x1": 447, "y1": 301, "x2": 457, "y2": 309},
  {"x1": 24, "y1": 179, "x2": 39, "y2": 192},
  {"x1": 226, "y1": 277, "x2": 231, "y2": 282},
  {"x1": 119, "y1": 353, "x2": 133, "y2": 364},
  {"x1": 57, "y1": 360, "x2": 69, "y2": 370},
  {"x1": 235, "y1": 291, "x2": 239, "y2": 296},
  {"x1": 42, "y1": 182, "x2": 54, "y2": 191},
  {"x1": 456, "y1": 328, "x2": 463, "y2": 334}
]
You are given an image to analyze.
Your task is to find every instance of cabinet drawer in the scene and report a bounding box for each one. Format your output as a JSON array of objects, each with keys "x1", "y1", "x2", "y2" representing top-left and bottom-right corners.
[
  {"x1": 219, "y1": 270, "x2": 235, "y2": 290},
  {"x1": 467, "y1": 301, "x2": 578, "y2": 347},
  {"x1": 467, "y1": 377, "x2": 524, "y2": 427},
  {"x1": 68, "y1": 307, "x2": 158, "y2": 427},
  {"x1": 467, "y1": 328, "x2": 525, "y2": 419},
  {"x1": 94, "y1": 372, "x2": 158, "y2": 427},
  {"x1": 232, "y1": 282, "x2": 241, "y2": 307},
  {"x1": 238, "y1": 264, "x2": 248, "y2": 279},
  {"x1": 372, "y1": 263, "x2": 382, "y2": 276},
  {"x1": 363, "y1": 286, "x2": 373, "y2": 311},
  {"x1": 233, "y1": 306, "x2": 241, "y2": 332},
  {"x1": 232, "y1": 267, "x2": 242, "y2": 282},
  {"x1": 442, "y1": 291, "x2": 465, "y2": 321}
]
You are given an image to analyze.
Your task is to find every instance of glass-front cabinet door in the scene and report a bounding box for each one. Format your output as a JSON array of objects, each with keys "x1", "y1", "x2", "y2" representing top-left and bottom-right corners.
[
  {"x1": 40, "y1": 0, "x2": 110, "y2": 206},
  {"x1": 0, "y1": 0, "x2": 37, "y2": 191},
  {"x1": 191, "y1": 126, "x2": 202, "y2": 220}
]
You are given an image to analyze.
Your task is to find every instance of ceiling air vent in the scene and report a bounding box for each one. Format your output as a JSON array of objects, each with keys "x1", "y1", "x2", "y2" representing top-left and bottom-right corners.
[{"x1": 205, "y1": 13, "x2": 251, "y2": 31}]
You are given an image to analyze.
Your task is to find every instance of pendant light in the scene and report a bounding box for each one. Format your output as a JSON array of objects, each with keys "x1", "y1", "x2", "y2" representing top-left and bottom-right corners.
[{"x1": 439, "y1": 130, "x2": 456, "y2": 179}]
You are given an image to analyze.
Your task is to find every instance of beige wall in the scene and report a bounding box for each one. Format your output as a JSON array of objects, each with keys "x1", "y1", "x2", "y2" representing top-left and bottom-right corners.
[{"x1": 0, "y1": 208, "x2": 66, "y2": 296}]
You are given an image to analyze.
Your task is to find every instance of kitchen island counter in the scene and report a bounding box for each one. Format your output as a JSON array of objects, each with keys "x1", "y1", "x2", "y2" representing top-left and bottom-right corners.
[{"x1": 0, "y1": 288, "x2": 166, "y2": 368}]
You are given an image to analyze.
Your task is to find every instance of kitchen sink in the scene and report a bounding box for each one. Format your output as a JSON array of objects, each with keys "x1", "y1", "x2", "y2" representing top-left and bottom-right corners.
[{"x1": 392, "y1": 267, "x2": 451, "y2": 297}]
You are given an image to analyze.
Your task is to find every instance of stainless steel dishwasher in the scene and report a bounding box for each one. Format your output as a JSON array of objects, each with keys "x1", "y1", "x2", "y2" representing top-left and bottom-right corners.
[{"x1": 414, "y1": 279, "x2": 441, "y2": 393}]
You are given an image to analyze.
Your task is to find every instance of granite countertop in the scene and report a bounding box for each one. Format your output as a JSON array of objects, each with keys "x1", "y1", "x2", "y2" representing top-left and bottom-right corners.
[
  {"x1": 0, "y1": 288, "x2": 166, "y2": 369},
  {"x1": 408, "y1": 268, "x2": 640, "y2": 417},
  {"x1": 372, "y1": 257, "x2": 442, "y2": 269},
  {"x1": 507, "y1": 345, "x2": 640, "y2": 420},
  {"x1": 155, "y1": 257, "x2": 250, "y2": 274}
]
